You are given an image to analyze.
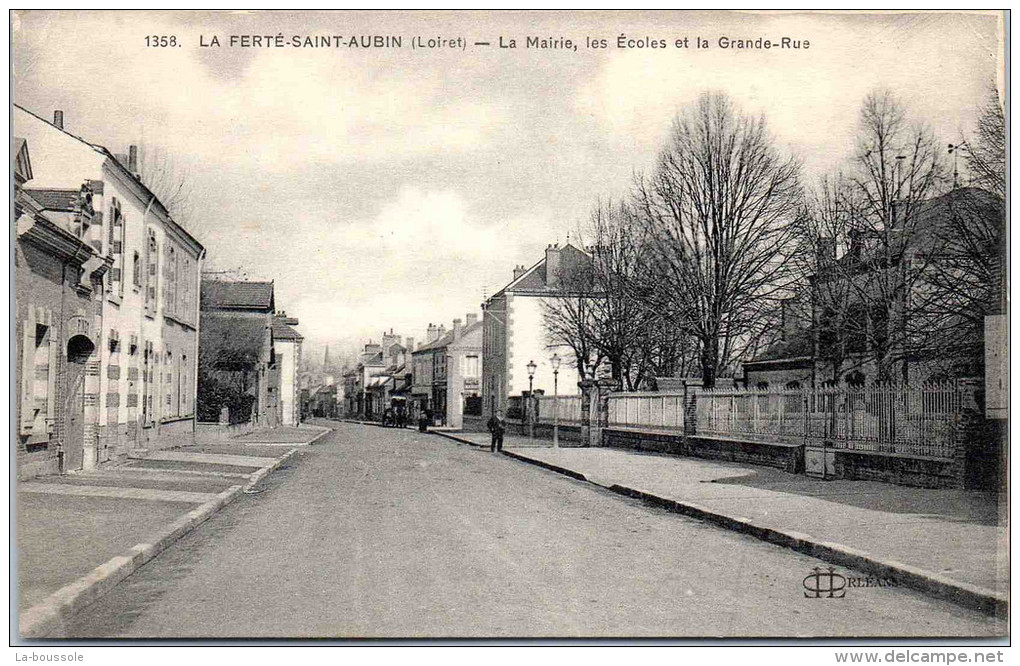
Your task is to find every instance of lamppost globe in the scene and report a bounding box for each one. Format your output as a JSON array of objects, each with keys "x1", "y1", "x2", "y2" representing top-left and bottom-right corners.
[
  {"x1": 551, "y1": 353, "x2": 561, "y2": 372},
  {"x1": 527, "y1": 360, "x2": 537, "y2": 378}
]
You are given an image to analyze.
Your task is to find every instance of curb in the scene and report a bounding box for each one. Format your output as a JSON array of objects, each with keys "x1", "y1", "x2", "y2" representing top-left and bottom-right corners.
[
  {"x1": 245, "y1": 448, "x2": 298, "y2": 491},
  {"x1": 497, "y1": 449, "x2": 1009, "y2": 619},
  {"x1": 19, "y1": 448, "x2": 297, "y2": 639},
  {"x1": 430, "y1": 431, "x2": 486, "y2": 448}
]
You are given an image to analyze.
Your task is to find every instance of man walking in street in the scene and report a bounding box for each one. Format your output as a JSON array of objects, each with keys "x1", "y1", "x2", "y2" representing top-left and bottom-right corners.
[{"x1": 487, "y1": 410, "x2": 506, "y2": 453}]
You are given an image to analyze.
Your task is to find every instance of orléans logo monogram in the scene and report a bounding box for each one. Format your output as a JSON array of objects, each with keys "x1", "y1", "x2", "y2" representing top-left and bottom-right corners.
[{"x1": 803, "y1": 566, "x2": 847, "y2": 599}]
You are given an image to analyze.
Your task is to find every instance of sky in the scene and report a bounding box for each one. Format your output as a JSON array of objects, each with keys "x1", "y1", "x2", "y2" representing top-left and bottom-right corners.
[{"x1": 11, "y1": 10, "x2": 1004, "y2": 366}]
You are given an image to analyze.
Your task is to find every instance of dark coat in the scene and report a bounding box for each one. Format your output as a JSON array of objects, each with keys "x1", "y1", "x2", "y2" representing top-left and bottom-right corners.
[{"x1": 487, "y1": 415, "x2": 506, "y2": 434}]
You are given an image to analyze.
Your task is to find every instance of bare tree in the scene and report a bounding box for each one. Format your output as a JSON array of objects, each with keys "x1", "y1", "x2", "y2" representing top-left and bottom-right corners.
[
  {"x1": 964, "y1": 84, "x2": 1006, "y2": 199},
  {"x1": 790, "y1": 173, "x2": 870, "y2": 384},
  {"x1": 543, "y1": 199, "x2": 697, "y2": 391},
  {"x1": 840, "y1": 90, "x2": 946, "y2": 383},
  {"x1": 136, "y1": 143, "x2": 197, "y2": 230},
  {"x1": 633, "y1": 92, "x2": 802, "y2": 388}
]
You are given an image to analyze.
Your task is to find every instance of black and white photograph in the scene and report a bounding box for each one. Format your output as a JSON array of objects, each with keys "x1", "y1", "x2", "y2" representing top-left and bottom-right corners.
[{"x1": 10, "y1": 9, "x2": 1009, "y2": 649}]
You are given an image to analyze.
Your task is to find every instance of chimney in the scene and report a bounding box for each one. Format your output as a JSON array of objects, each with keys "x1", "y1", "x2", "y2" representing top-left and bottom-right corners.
[
  {"x1": 427, "y1": 323, "x2": 439, "y2": 343},
  {"x1": 453, "y1": 318, "x2": 463, "y2": 341},
  {"x1": 816, "y1": 235, "x2": 836, "y2": 266},
  {"x1": 546, "y1": 243, "x2": 562, "y2": 288},
  {"x1": 465, "y1": 313, "x2": 478, "y2": 327},
  {"x1": 128, "y1": 145, "x2": 138, "y2": 174},
  {"x1": 437, "y1": 325, "x2": 447, "y2": 341},
  {"x1": 405, "y1": 336, "x2": 415, "y2": 351},
  {"x1": 53, "y1": 110, "x2": 64, "y2": 130},
  {"x1": 512, "y1": 264, "x2": 527, "y2": 280}
]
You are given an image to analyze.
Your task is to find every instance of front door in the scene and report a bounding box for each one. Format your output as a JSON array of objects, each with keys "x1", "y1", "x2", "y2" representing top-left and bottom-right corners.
[{"x1": 63, "y1": 357, "x2": 86, "y2": 472}]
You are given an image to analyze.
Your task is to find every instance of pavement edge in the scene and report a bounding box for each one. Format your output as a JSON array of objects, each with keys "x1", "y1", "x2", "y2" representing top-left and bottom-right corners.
[
  {"x1": 435, "y1": 436, "x2": 1010, "y2": 620},
  {"x1": 18, "y1": 447, "x2": 298, "y2": 640}
]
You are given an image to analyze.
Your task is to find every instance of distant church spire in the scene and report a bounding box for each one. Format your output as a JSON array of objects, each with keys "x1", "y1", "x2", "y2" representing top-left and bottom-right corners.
[{"x1": 323, "y1": 345, "x2": 331, "y2": 371}]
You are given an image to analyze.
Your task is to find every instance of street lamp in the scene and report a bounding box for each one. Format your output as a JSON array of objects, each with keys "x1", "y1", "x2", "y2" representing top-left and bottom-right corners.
[
  {"x1": 948, "y1": 142, "x2": 968, "y2": 189},
  {"x1": 551, "y1": 353, "x2": 561, "y2": 449},
  {"x1": 526, "y1": 359, "x2": 537, "y2": 443}
]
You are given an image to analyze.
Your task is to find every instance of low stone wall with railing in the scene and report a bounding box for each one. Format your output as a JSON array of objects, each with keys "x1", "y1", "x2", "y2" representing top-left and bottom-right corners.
[{"x1": 601, "y1": 382, "x2": 976, "y2": 487}]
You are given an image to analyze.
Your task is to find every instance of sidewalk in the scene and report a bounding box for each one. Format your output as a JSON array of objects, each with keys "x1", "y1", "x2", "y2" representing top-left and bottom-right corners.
[
  {"x1": 17, "y1": 438, "x2": 304, "y2": 638},
  {"x1": 435, "y1": 431, "x2": 1008, "y2": 616},
  {"x1": 196, "y1": 424, "x2": 331, "y2": 446}
]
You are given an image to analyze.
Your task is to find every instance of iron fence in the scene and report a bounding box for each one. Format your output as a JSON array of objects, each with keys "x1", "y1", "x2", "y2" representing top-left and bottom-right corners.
[{"x1": 603, "y1": 382, "x2": 960, "y2": 459}]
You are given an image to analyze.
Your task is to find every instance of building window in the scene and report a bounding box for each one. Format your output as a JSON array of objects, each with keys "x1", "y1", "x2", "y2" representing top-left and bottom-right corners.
[
  {"x1": 107, "y1": 198, "x2": 125, "y2": 297},
  {"x1": 133, "y1": 251, "x2": 142, "y2": 287},
  {"x1": 462, "y1": 355, "x2": 480, "y2": 377},
  {"x1": 145, "y1": 229, "x2": 158, "y2": 315}
]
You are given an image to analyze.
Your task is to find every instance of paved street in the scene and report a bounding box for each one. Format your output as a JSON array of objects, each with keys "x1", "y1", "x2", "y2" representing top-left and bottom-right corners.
[{"x1": 64, "y1": 423, "x2": 1003, "y2": 638}]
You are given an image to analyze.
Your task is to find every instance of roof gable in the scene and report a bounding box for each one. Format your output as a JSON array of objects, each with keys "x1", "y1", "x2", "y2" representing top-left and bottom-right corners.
[{"x1": 201, "y1": 279, "x2": 275, "y2": 312}]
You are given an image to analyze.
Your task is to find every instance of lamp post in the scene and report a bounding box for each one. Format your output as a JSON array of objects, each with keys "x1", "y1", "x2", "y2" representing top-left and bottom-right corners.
[
  {"x1": 526, "y1": 359, "x2": 537, "y2": 443},
  {"x1": 551, "y1": 353, "x2": 561, "y2": 449},
  {"x1": 948, "y1": 142, "x2": 967, "y2": 189}
]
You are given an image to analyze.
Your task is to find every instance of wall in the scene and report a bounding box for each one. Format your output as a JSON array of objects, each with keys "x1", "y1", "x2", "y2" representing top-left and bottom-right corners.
[
  {"x1": 444, "y1": 325, "x2": 483, "y2": 429},
  {"x1": 506, "y1": 294, "x2": 581, "y2": 398},
  {"x1": 481, "y1": 293, "x2": 507, "y2": 419},
  {"x1": 277, "y1": 339, "x2": 298, "y2": 425}
]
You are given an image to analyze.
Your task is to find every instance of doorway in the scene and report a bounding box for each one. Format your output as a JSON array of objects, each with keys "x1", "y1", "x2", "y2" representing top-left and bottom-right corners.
[{"x1": 64, "y1": 334, "x2": 95, "y2": 472}]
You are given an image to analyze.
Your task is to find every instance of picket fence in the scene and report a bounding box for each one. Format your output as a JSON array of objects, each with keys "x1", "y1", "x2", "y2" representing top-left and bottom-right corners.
[{"x1": 534, "y1": 394, "x2": 584, "y2": 425}]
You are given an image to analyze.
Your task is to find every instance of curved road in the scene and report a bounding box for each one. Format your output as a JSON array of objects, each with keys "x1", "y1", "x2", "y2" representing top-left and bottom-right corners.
[{"x1": 66, "y1": 423, "x2": 1003, "y2": 638}]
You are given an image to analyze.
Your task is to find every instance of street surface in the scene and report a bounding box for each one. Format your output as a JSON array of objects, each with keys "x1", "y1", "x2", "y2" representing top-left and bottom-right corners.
[{"x1": 65, "y1": 423, "x2": 1003, "y2": 638}]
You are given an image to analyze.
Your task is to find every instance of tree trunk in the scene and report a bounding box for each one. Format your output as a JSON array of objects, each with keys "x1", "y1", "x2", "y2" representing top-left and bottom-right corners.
[{"x1": 700, "y1": 337, "x2": 717, "y2": 388}]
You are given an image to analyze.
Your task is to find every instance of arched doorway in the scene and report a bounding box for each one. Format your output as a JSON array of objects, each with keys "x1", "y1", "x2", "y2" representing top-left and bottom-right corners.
[{"x1": 64, "y1": 334, "x2": 95, "y2": 472}]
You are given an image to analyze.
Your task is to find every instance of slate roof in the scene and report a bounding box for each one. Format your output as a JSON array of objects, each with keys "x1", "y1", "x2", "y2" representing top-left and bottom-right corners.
[
  {"x1": 746, "y1": 330, "x2": 815, "y2": 365},
  {"x1": 271, "y1": 316, "x2": 303, "y2": 341},
  {"x1": 413, "y1": 319, "x2": 483, "y2": 353},
  {"x1": 22, "y1": 188, "x2": 79, "y2": 212},
  {"x1": 201, "y1": 279, "x2": 275, "y2": 312}
]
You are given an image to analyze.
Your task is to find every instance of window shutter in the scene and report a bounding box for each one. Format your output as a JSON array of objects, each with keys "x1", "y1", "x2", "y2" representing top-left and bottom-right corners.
[
  {"x1": 46, "y1": 331, "x2": 56, "y2": 426},
  {"x1": 20, "y1": 322, "x2": 34, "y2": 434}
]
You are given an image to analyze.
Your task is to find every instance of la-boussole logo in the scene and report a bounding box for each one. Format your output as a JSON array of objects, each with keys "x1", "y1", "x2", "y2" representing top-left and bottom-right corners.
[{"x1": 803, "y1": 566, "x2": 901, "y2": 598}]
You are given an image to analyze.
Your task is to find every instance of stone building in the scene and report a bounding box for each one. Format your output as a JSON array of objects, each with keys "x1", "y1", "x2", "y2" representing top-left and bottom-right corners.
[
  {"x1": 744, "y1": 188, "x2": 1005, "y2": 389},
  {"x1": 198, "y1": 279, "x2": 277, "y2": 426},
  {"x1": 14, "y1": 138, "x2": 113, "y2": 478},
  {"x1": 411, "y1": 315, "x2": 482, "y2": 429},
  {"x1": 14, "y1": 106, "x2": 204, "y2": 474},
  {"x1": 481, "y1": 243, "x2": 588, "y2": 422},
  {"x1": 272, "y1": 313, "x2": 304, "y2": 426}
]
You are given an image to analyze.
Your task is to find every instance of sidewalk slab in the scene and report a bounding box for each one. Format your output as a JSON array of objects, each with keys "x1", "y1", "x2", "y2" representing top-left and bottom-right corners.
[
  {"x1": 17, "y1": 447, "x2": 298, "y2": 638},
  {"x1": 16, "y1": 493, "x2": 196, "y2": 610},
  {"x1": 433, "y1": 431, "x2": 1008, "y2": 616},
  {"x1": 230, "y1": 425, "x2": 331, "y2": 445},
  {"x1": 140, "y1": 451, "x2": 277, "y2": 467},
  {"x1": 19, "y1": 482, "x2": 220, "y2": 505}
]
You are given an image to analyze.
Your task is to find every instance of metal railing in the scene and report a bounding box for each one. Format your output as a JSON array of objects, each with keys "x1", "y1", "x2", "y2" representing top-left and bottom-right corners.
[
  {"x1": 534, "y1": 394, "x2": 584, "y2": 425},
  {"x1": 604, "y1": 382, "x2": 961, "y2": 460}
]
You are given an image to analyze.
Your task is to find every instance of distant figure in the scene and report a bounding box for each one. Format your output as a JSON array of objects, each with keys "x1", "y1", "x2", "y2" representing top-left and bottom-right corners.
[
  {"x1": 487, "y1": 410, "x2": 506, "y2": 453},
  {"x1": 419, "y1": 407, "x2": 431, "y2": 433}
]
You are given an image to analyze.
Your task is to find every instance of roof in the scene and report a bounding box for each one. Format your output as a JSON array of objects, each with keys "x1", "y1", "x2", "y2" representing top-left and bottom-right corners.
[
  {"x1": 201, "y1": 279, "x2": 275, "y2": 312},
  {"x1": 413, "y1": 319, "x2": 483, "y2": 353},
  {"x1": 22, "y1": 188, "x2": 80, "y2": 212},
  {"x1": 271, "y1": 316, "x2": 303, "y2": 341},
  {"x1": 13, "y1": 104, "x2": 204, "y2": 256},
  {"x1": 745, "y1": 330, "x2": 814, "y2": 365},
  {"x1": 492, "y1": 243, "x2": 592, "y2": 299}
]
